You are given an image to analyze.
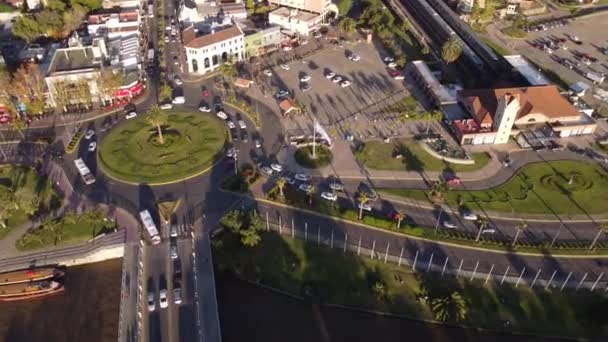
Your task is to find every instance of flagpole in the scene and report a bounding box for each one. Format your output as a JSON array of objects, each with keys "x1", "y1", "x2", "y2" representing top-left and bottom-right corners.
[{"x1": 313, "y1": 118, "x2": 317, "y2": 159}]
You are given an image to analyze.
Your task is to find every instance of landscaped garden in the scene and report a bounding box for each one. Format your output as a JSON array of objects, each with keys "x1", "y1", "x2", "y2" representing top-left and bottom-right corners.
[
  {"x1": 98, "y1": 109, "x2": 227, "y2": 184},
  {"x1": 382, "y1": 161, "x2": 608, "y2": 216},
  {"x1": 294, "y1": 145, "x2": 333, "y2": 169},
  {"x1": 213, "y1": 228, "x2": 608, "y2": 339},
  {"x1": 16, "y1": 209, "x2": 116, "y2": 251},
  {"x1": 0, "y1": 165, "x2": 60, "y2": 239},
  {"x1": 354, "y1": 139, "x2": 491, "y2": 173}
]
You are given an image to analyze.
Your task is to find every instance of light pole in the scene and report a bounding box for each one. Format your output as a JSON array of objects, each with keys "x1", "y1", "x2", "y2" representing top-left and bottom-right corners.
[
  {"x1": 233, "y1": 149, "x2": 238, "y2": 176},
  {"x1": 434, "y1": 206, "x2": 443, "y2": 234}
]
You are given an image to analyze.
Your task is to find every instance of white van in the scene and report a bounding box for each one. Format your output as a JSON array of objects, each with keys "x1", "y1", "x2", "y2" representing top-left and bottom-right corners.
[{"x1": 171, "y1": 96, "x2": 185, "y2": 104}]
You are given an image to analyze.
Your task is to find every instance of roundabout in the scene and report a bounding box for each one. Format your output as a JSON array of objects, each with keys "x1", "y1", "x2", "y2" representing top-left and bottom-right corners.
[{"x1": 97, "y1": 110, "x2": 227, "y2": 184}]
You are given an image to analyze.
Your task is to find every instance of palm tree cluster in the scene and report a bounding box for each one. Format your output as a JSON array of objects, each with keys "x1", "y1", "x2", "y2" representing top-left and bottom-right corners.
[
  {"x1": 441, "y1": 37, "x2": 463, "y2": 64},
  {"x1": 430, "y1": 291, "x2": 468, "y2": 322},
  {"x1": 145, "y1": 105, "x2": 167, "y2": 145}
]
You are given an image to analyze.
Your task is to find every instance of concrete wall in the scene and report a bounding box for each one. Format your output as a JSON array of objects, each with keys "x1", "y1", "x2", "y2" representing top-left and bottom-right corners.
[{"x1": 419, "y1": 141, "x2": 475, "y2": 165}]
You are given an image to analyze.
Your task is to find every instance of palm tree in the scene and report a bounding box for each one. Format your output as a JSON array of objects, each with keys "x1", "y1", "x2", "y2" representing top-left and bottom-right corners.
[
  {"x1": 512, "y1": 220, "x2": 528, "y2": 246},
  {"x1": 240, "y1": 228, "x2": 261, "y2": 247},
  {"x1": 396, "y1": 209, "x2": 406, "y2": 229},
  {"x1": 357, "y1": 192, "x2": 368, "y2": 220},
  {"x1": 430, "y1": 291, "x2": 467, "y2": 322},
  {"x1": 475, "y1": 217, "x2": 488, "y2": 243},
  {"x1": 276, "y1": 176, "x2": 286, "y2": 197},
  {"x1": 589, "y1": 223, "x2": 608, "y2": 250},
  {"x1": 219, "y1": 59, "x2": 238, "y2": 80},
  {"x1": 441, "y1": 36, "x2": 463, "y2": 64},
  {"x1": 145, "y1": 105, "x2": 167, "y2": 145},
  {"x1": 338, "y1": 17, "x2": 356, "y2": 34}
]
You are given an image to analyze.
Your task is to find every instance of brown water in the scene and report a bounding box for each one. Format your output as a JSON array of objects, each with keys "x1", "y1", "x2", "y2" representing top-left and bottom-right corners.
[
  {"x1": 217, "y1": 274, "x2": 569, "y2": 342},
  {"x1": 0, "y1": 259, "x2": 122, "y2": 342}
]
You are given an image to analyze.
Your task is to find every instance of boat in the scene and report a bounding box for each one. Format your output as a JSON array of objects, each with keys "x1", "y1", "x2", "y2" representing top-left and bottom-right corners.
[
  {"x1": 0, "y1": 280, "x2": 64, "y2": 301},
  {"x1": 0, "y1": 267, "x2": 64, "y2": 286}
]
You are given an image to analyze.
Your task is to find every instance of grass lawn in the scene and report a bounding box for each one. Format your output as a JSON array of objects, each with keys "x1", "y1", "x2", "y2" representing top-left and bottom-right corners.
[
  {"x1": 380, "y1": 95, "x2": 420, "y2": 114},
  {"x1": 355, "y1": 139, "x2": 491, "y2": 173},
  {"x1": 98, "y1": 111, "x2": 227, "y2": 184},
  {"x1": 0, "y1": 166, "x2": 59, "y2": 239},
  {"x1": 213, "y1": 230, "x2": 608, "y2": 339},
  {"x1": 294, "y1": 145, "x2": 333, "y2": 169},
  {"x1": 16, "y1": 210, "x2": 116, "y2": 251},
  {"x1": 383, "y1": 161, "x2": 608, "y2": 216}
]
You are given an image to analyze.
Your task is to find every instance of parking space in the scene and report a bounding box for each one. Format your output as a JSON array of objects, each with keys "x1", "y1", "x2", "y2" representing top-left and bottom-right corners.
[
  {"x1": 265, "y1": 42, "x2": 413, "y2": 139},
  {"x1": 513, "y1": 14, "x2": 608, "y2": 89}
]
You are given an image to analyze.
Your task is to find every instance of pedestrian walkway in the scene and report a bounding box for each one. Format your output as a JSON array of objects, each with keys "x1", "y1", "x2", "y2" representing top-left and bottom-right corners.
[{"x1": 193, "y1": 226, "x2": 222, "y2": 342}]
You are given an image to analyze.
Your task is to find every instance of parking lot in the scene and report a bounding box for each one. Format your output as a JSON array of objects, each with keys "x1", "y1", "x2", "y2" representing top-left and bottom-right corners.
[
  {"x1": 513, "y1": 13, "x2": 608, "y2": 91},
  {"x1": 265, "y1": 42, "x2": 414, "y2": 140}
]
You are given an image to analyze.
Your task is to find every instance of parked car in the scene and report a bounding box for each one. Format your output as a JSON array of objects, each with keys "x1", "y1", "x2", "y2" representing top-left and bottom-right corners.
[
  {"x1": 384, "y1": 57, "x2": 395, "y2": 63},
  {"x1": 340, "y1": 80, "x2": 351, "y2": 88},
  {"x1": 270, "y1": 163, "x2": 283, "y2": 172},
  {"x1": 88, "y1": 142, "x2": 97, "y2": 152},
  {"x1": 301, "y1": 83, "x2": 312, "y2": 92},
  {"x1": 147, "y1": 292, "x2": 156, "y2": 312},
  {"x1": 390, "y1": 70, "x2": 404, "y2": 80},
  {"x1": 321, "y1": 191, "x2": 337, "y2": 201},
  {"x1": 295, "y1": 173, "x2": 311, "y2": 181},
  {"x1": 298, "y1": 183, "x2": 313, "y2": 193},
  {"x1": 446, "y1": 177, "x2": 462, "y2": 186},
  {"x1": 325, "y1": 72, "x2": 336, "y2": 79},
  {"x1": 170, "y1": 225, "x2": 178, "y2": 237},
  {"x1": 300, "y1": 74, "x2": 311, "y2": 82},
  {"x1": 348, "y1": 54, "x2": 361, "y2": 61},
  {"x1": 238, "y1": 120, "x2": 246, "y2": 129},
  {"x1": 263, "y1": 69, "x2": 272, "y2": 77},
  {"x1": 174, "y1": 76, "x2": 183, "y2": 85},
  {"x1": 482, "y1": 228, "x2": 496, "y2": 234},
  {"x1": 125, "y1": 111, "x2": 137, "y2": 119},
  {"x1": 160, "y1": 103, "x2": 173, "y2": 110},
  {"x1": 173, "y1": 287, "x2": 182, "y2": 305},
  {"x1": 254, "y1": 139, "x2": 262, "y2": 148},
  {"x1": 442, "y1": 220, "x2": 457, "y2": 229},
  {"x1": 387, "y1": 62, "x2": 397, "y2": 68},
  {"x1": 170, "y1": 244, "x2": 178, "y2": 259},
  {"x1": 358, "y1": 183, "x2": 378, "y2": 201},
  {"x1": 159, "y1": 289, "x2": 168, "y2": 309},
  {"x1": 172, "y1": 96, "x2": 185, "y2": 104},
  {"x1": 226, "y1": 147, "x2": 237, "y2": 158},
  {"x1": 85, "y1": 129, "x2": 95, "y2": 140},
  {"x1": 199, "y1": 105, "x2": 211, "y2": 112},
  {"x1": 329, "y1": 181, "x2": 344, "y2": 192},
  {"x1": 280, "y1": 64, "x2": 290, "y2": 70},
  {"x1": 332, "y1": 76, "x2": 342, "y2": 83},
  {"x1": 260, "y1": 166, "x2": 273, "y2": 176},
  {"x1": 226, "y1": 120, "x2": 235, "y2": 129},
  {"x1": 462, "y1": 210, "x2": 478, "y2": 221}
]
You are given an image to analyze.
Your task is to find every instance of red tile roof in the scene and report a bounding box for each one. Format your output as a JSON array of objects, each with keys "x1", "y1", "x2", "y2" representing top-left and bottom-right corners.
[{"x1": 184, "y1": 26, "x2": 243, "y2": 49}]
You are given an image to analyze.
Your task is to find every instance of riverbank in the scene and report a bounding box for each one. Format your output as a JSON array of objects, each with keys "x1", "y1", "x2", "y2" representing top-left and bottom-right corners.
[{"x1": 0, "y1": 259, "x2": 122, "y2": 342}]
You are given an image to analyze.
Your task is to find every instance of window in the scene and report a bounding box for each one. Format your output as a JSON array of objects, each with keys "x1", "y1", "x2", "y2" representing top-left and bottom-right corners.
[
  {"x1": 204, "y1": 57, "x2": 210, "y2": 68},
  {"x1": 192, "y1": 59, "x2": 198, "y2": 72}
]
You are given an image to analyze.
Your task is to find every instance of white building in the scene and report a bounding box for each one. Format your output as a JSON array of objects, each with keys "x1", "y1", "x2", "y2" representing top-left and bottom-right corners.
[
  {"x1": 268, "y1": 0, "x2": 331, "y2": 16},
  {"x1": 268, "y1": 7, "x2": 323, "y2": 37},
  {"x1": 183, "y1": 25, "x2": 244, "y2": 74},
  {"x1": 87, "y1": 10, "x2": 141, "y2": 40}
]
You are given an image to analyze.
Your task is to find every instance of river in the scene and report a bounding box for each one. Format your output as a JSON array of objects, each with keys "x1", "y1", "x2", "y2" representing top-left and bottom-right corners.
[
  {"x1": 0, "y1": 259, "x2": 122, "y2": 342},
  {"x1": 217, "y1": 274, "x2": 568, "y2": 342}
]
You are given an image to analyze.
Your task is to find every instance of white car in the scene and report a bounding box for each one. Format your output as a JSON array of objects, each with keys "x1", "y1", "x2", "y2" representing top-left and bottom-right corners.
[
  {"x1": 88, "y1": 142, "x2": 97, "y2": 152},
  {"x1": 263, "y1": 69, "x2": 272, "y2": 77},
  {"x1": 392, "y1": 73, "x2": 405, "y2": 80},
  {"x1": 482, "y1": 228, "x2": 496, "y2": 234},
  {"x1": 85, "y1": 129, "x2": 95, "y2": 140},
  {"x1": 325, "y1": 72, "x2": 336, "y2": 79},
  {"x1": 238, "y1": 120, "x2": 246, "y2": 129},
  {"x1": 170, "y1": 244, "x2": 178, "y2": 259},
  {"x1": 226, "y1": 147, "x2": 237, "y2": 158},
  {"x1": 384, "y1": 57, "x2": 395, "y2": 63},
  {"x1": 270, "y1": 163, "x2": 283, "y2": 172},
  {"x1": 174, "y1": 78, "x2": 183, "y2": 85},
  {"x1": 164, "y1": 36, "x2": 169, "y2": 43},
  {"x1": 442, "y1": 220, "x2": 457, "y2": 229},
  {"x1": 462, "y1": 212, "x2": 478, "y2": 221},
  {"x1": 387, "y1": 62, "x2": 397, "y2": 68},
  {"x1": 126, "y1": 111, "x2": 138, "y2": 119},
  {"x1": 170, "y1": 225, "x2": 178, "y2": 238},
  {"x1": 298, "y1": 183, "x2": 313, "y2": 193},
  {"x1": 199, "y1": 106, "x2": 211, "y2": 112},
  {"x1": 295, "y1": 173, "x2": 311, "y2": 181},
  {"x1": 321, "y1": 191, "x2": 337, "y2": 201},
  {"x1": 348, "y1": 54, "x2": 361, "y2": 61},
  {"x1": 329, "y1": 182, "x2": 344, "y2": 192},
  {"x1": 340, "y1": 80, "x2": 351, "y2": 88},
  {"x1": 300, "y1": 75, "x2": 311, "y2": 82},
  {"x1": 280, "y1": 64, "x2": 290, "y2": 70},
  {"x1": 216, "y1": 111, "x2": 227, "y2": 119},
  {"x1": 332, "y1": 76, "x2": 342, "y2": 83},
  {"x1": 254, "y1": 139, "x2": 261, "y2": 148},
  {"x1": 260, "y1": 166, "x2": 273, "y2": 176},
  {"x1": 227, "y1": 121, "x2": 236, "y2": 129},
  {"x1": 147, "y1": 292, "x2": 156, "y2": 312},
  {"x1": 358, "y1": 202, "x2": 372, "y2": 212},
  {"x1": 160, "y1": 103, "x2": 173, "y2": 110},
  {"x1": 173, "y1": 287, "x2": 182, "y2": 304},
  {"x1": 302, "y1": 83, "x2": 312, "y2": 92},
  {"x1": 172, "y1": 96, "x2": 185, "y2": 104},
  {"x1": 159, "y1": 289, "x2": 168, "y2": 309}
]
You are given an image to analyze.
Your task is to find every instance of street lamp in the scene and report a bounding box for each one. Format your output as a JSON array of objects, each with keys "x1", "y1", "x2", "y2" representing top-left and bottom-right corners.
[{"x1": 233, "y1": 149, "x2": 238, "y2": 176}]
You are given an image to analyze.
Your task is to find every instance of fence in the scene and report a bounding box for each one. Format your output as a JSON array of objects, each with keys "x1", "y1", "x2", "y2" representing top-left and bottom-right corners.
[{"x1": 258, "y1": 211, "x2": 608, "y2": 292}]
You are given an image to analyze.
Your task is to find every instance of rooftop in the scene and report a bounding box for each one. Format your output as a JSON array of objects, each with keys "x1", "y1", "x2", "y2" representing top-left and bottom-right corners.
[
  {"x1": 48, "y1": 46, "x2": 103, "y2": 73},
  {"x1": 269, "y1": 7, "x2": 320, "y2": 21},
  {"x1": 411, "y1": 60, "x2": 456, "y2": 106},
  {"x1": 184, "y1": 25, "x2": 243, "y2": 49},
  {"x1": 504, "y1": 55, "x2": 550, "y2": 86},
  {"x1": 460, "y1": 85, "x2": 582, "y2": 124}
]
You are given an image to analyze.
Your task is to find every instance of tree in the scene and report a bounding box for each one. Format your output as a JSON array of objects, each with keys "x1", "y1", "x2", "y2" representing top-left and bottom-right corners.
[
  {"x1": 37, "y1": 10, "x2": 64, "y2": 38},
  {"x1": 338, "y1": 17, "x2": 356, "y2": 34},
  {"x1": 430, "y1": 291, "x2": 467, "y2": 322},
  {"x1": 220, "y1": 209, "x2": 243, "y2": 233},
  {"x1": 145, "y1": 105, "x2": 167, "y2": 144},
  {"x1": 475, "y1": 217, "x2": 488, "y2": 243},
  {"x1": 246, "y1": 210, "x2": 263, "y2": 231},
  {"x1": 441, "y1": 37, "x2": 463, "y2": 64},
  {"x1": 62, "y1": 5, "x2": 87, "y2": 37},
  {"x1": 0, "y1": 67, "x2": 13, "y2": 113},
  {"x1": 357, "y1": 192, "x2": 368, "y2": 220},
  {"x1": 70, "y1": 0, "x2": 102, "y2": 10},
  {"x1": 159, "y1": 81, "x2": 172, "y2": 102},
  {"x1": 589, "y1": 223, "x2": 608, "y2": 250},
  {"x1": 421, "y1": 45, "x2": 430, "y2": 55},
  {"x1": 46, "y1": 0, "x2": 67, "y2": 11},
  {"x1": 512, "y1": 220, "x2": 528, "y2": 246},
  {"x1": 337, "y1": 0, "x2": 352, "y2": 16},
  {"x1": 0, "y1": 189, "x2": 18, "y2": 228},
  {"x1": 240, "y1": 228, "x2": 261, "y2": 247},
  {"x1": 372, "y1": 281, "x2": 388, "y2": 300},
  {"x1": 12, "y1": 16, "x2": 44, "y2": 42},
  {"x1": 12, "y1": 64, "x2": 46, "y2": 116},
  {"x1": 276, "y1": 176, "x2": 286, "y2": 197},
  {"x1": 219, "y1": 60, "x2": 237, "y2": 80},
  {"x1": 395, "y1": 209, "x2": 406, "y2": 229},
  {"x1": 395, "y1": 54, "x2": 407, "y2": 68},
  {"x1": 245, "y1": 0, "x2": 254, "y2": 12}
]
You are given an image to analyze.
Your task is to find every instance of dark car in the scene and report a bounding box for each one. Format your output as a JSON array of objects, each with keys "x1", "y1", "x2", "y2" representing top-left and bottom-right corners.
[{"x1": 241, "y1": 130, "x2": 249, "y2": 143}]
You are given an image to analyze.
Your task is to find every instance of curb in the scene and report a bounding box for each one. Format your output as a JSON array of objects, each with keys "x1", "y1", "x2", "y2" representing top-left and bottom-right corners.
[{"x1": 219, "y1": 189, "x2": 608, "y2": 259}]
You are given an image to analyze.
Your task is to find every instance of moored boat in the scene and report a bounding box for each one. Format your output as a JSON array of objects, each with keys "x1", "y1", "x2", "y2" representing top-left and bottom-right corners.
[
  {"x1": 0, "y1": 280, "x2": 64, "y2": 301},
  {"x1": 0, "y1": 267, "x2": 64, "y2": 286}
]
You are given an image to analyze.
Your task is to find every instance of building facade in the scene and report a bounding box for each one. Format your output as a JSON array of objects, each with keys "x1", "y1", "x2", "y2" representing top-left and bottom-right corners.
[
  {"x1": 268, "y1": 0, "x2": 331, "y2": 15},
  {"x1": 243, "y1": 25, "x2": 280, "y2": 59},
  {"x1": 87, "y1": 9, "x2": 142, "y2": 40},
  {"x1": 184, "y1": 25, "x2": 244, "y2": 74},
  {"x1": 268, "y1": 7, "x2": 323, "y2": 37}
]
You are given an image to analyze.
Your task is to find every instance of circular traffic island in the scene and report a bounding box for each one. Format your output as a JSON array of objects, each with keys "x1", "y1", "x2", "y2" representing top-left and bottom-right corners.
[
  {"x1": 98, "y1": 111, "x2": 227, "y2": 184},
  {"x1": 294, "y1": 145, "x2": 333, "y2": 169}
]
